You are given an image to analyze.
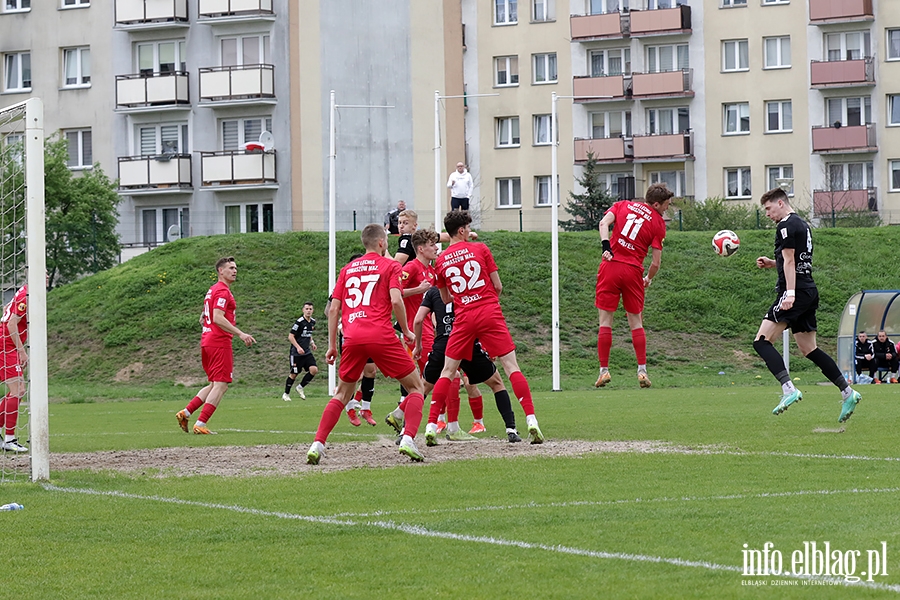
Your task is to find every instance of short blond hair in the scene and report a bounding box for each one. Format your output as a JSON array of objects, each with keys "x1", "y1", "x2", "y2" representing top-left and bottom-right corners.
[{"x1": 399, "y1": 209, "x2": 418, "y2": 223}]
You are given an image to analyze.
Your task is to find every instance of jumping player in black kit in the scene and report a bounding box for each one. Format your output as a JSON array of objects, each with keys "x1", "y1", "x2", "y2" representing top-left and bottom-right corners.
[
  {"x1": 752, "y1": 187, "x2": 861, "y2": 423},
  {"x1": 283, "y1": 302, "x2": 318, "y2": 401}
]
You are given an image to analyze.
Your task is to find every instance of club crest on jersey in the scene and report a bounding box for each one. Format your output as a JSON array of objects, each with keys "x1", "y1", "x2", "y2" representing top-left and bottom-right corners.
[
  {"x1": 401, "y1": 272, "x2": 410, "y2": 280},
  {"x1": 16, "y1": 302, "x2": 25, "y2": 312}
]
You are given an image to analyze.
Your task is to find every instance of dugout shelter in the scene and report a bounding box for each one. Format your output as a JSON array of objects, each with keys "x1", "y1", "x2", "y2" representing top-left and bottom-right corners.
[{"x1": 837, "y1": 290, "x2": 900, "y2": 383}]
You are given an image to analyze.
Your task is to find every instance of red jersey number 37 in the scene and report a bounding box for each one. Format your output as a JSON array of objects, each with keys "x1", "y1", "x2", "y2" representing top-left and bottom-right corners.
[
  {"x1": 344, "y1": 275, "x2": 380, "y2": 308},
  {"x1": 445, "y1": 261, "x2": 485, "y2": 293}
]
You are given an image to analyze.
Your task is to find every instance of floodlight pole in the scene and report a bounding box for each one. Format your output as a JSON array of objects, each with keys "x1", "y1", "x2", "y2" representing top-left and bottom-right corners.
[{"x1": 327, "y1": 91, "x2": 394, "y2": 393}]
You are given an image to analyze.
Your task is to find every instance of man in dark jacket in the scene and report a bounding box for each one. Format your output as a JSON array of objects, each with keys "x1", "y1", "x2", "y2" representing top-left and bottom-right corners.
[
  {"x1": 855, "y1": 331, "x2": 875, "y2": 379},
  {"x1": 872, "y1": 330, "x2": 899, "y2": 383}
]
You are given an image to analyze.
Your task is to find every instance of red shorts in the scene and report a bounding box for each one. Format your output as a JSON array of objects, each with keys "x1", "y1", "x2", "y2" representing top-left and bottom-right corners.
[
  {"x1": 595, "y1": 260, "x2": 645, "y2": 314},
  {"x1": 340, "y1": 337, "x2": 417, "y2": 382},
  {"x1": 0, "y1": 348, "x2": 23, "y2": 382},
  {"x1": 202, "y1": 345, "x2": 233, "y2": 383},
  {"x1": 445, "y1": 305, "x2": 515, "y2": 361}
]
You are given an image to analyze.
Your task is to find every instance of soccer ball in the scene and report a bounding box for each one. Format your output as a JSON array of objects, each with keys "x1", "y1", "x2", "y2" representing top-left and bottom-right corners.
[{"x1": 712, "y1": 230, "x2": 740, "y2": 256}]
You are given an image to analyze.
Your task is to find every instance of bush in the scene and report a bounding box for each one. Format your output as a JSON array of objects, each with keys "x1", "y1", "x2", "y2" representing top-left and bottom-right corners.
[{"x1": 670, "y1": 197, "x2": 769, "y2": 231}]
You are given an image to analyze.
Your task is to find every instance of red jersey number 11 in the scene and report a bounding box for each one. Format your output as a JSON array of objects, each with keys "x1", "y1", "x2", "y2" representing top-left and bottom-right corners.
[{"x1": 620, "y1": 213, "x2": 645, "y2": 241}]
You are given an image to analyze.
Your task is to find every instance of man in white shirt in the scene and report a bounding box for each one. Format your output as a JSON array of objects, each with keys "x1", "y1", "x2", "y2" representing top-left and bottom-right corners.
[{"x1": 446, "y1": 162, "x2": 473, "y2": 212}]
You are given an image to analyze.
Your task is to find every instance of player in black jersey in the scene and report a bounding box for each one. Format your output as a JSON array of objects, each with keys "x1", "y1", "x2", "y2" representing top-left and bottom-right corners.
[
  {"x1": 283, "y1": 302, "x2": 319, "y2": 401},
  {"x1": 752, "y1": 187, "x2": 860, "y2": 423},
  {"x1": 392, "y1": 209, "x2": 479, "y2": 266}
]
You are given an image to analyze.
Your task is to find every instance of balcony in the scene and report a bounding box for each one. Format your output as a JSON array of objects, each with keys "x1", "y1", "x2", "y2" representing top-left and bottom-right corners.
[
  {"x1": 574, "y1": 138, "x2": 632, "y2": 163},
  {"x1": 809, "y1": 0, "x2": 873, "y2": 23},
  {"x1": 631, "y1": 69, "x2": 692, "y2": 98},
  {"x1": 630, "y1": 4, "x2": 691, "y2": 37},
  {"x1": 813, "y1": 187, "x2": 877, "y2": 214},
  {"x1": 573, "y1": 74, "x2": 628, "y2": 102},
  {"x1": 810, "y1": 57, "x2": 874, "y2": 88},
  {"x1": 632, "y1": 131, "x2": 692, "y2": 161},
  {"x1": 199, "y1": 65, "x2": 275, "y2": 105},
  {"x1": 118, "y1": 155, "x2": 192, "y2": 192},
  {"x1": 200, "y1": 150, "x2": 277, "y2": 188},
  {"x1": 116, "y1": 72, "x2": 189, "y2": 110},
  {"x1": 570, "y1": 12, "x2": 625, "y2": 41},
  {"x1": 811, "y1": 123, "x2": 876, "y2": 153},
  {"x1": 198, "y1": 0, "x2": 274, "y2": 21},
  {"x1": 114, "y1": 0, "x2": 188, "y2": 29}
]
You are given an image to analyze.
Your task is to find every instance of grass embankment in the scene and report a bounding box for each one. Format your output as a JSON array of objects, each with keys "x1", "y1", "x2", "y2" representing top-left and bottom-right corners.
[{"x1": 47, "y1": 227, "x2": 900, "y2": 389}]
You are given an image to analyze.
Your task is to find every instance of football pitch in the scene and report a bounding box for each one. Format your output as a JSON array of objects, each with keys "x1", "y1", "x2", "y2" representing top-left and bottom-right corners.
[{"x1": 4, "y1": 382, "x2": 900, "y2": 599}]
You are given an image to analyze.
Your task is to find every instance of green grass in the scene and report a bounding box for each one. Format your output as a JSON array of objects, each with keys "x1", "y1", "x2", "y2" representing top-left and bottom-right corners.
[{"x1": 4, "y1": 382, "x2": 900, "y2": 598}]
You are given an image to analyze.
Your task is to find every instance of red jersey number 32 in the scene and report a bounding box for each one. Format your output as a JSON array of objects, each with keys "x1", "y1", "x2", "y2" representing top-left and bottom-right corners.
[{"x1": 445, "y1": 261, "x2": 485, "y2": 294}]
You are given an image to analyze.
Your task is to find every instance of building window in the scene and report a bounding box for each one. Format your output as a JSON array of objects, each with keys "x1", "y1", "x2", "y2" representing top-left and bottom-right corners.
[
  {"x1": 648, "y1": 0, "x2": 683, "y2": 7},
  {"x1": 889, "y1": 95, "x2": 900, "y2": 126},
  {"x1": 225, "y1": 204, "x2": 273, "y2": 233},
  {"x1": 137, "y1": 123, "x2": 188, "y2": 156},
  {"x1": 762, "y1": 0, "x2": 788, "y2": 4},
  {"x1": 143, "y1": 207, "x2": 189, "y2": 244},
  {"x1": 725, "y1": 167, "x2": 751, "y2": 198},
  {"x1": 650, "y1": 171, "x2": 685, "y2": 197},
  {"x1": 220, "y1": 35, "x2": 270, "y2": 66},
  {"x1": 137, "y1": 40, "x2": 186, "y2": 75},
  {"x1": 3, "y1": 52, "x2": 31, "y2": 92},
  {"x1": 4, "y1": 134, "x2": 23, "y2": 165},
  {"x1": 722, "y1": 0, "x2": 746, "y2": 6},
  {"x1": 764, "y1": 36, "x2": 790, "y2": 69},
  {"x1": 888, "y1": 30, "x2": 900, "y2": 61},
  {"x1": 496, "y1": 117, "x2": 520, "y2": 147},
  {"x1": 723, "y1": 40, "x2": 749, "y2": 72},
  {"x1": 532, "y1": 0, "x2": 554, "y2": 21},
  {"x1": 222, "y1": 117, "x2": 273, "y2": 150},
  {"x1": 601, "y1": 172, "x2": 632, "y2": 198},
  {"x1": 588, "y1": 48, "x2": 630, "y2": 77},
  {"x1": 535, "y1": 176, "x2": 559, "y2": 206},
  {"x1": 891, "y1": 161, "x2": 900, "y2": 192},
  {"x1": 724, "y1": 103, "x2": 750, "y2": 135},
  {"x1": 646, "y1": 44, "x2": 689, "y2": 73},
  {"x1": 765, "y1": 100, "x2": 792, "y2": 133},
  {"x1": 533, "y1": 53, "x2": 557, "y2": 84},
  {"x1": 825, "y1": 32, "x2": 870, "y2": 61},
  {"x1": 63, "y1": 47, "x2": 91, "y2": 87},
  {"x1": 767, "y1": 165, "x2": 793, "y2": 195},
  {"x1": 647, "y1": 107, "x2": 689, "y2": 135},
  {"x1": 3, "y1": 0, "x2": 30, "y2": 11},
  {"x1": 589, "y1": 0, "x2": 626, "y2": 15},
  {"x1": 62, "y1": 0, "x2": 89, "y2": 6},
  {"x1": 533, "y1": 114, "x2": 551, "y2": 145},
  {"x1": 494, "y1": 56, "x2": 519, "y2": 86},
  {"x1": 65, "y1": 129, "x2": 92, "y2": 169},
  {"x1": 827, "y1": 96, "x2": 871, "y2": 127},
  {"x1": 497, "y1": 178, "x2": 521, "y2": 207},
  {"x1": 494, "y1": 0, "x2": 517, "y2": 24},
  {"x1": 828, "y1": 162, "x2": 873, "y2": 190},
  {"x1": 590, "y1": 110, "x2": 631, "y2": 138}
]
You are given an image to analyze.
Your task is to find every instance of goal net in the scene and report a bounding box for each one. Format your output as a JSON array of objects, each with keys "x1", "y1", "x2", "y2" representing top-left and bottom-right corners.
[{"x1": 0, "y1": 99, "x2": 48, "y2": 482}]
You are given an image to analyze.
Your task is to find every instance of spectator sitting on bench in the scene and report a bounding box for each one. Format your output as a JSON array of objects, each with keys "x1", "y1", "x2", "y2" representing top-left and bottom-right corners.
[
  {"x1": 872, "y1": 330, "x2": 899, "y2": 383},
  {"x1": 855, "y1": 331, "x2": 875, "y2": 381}
]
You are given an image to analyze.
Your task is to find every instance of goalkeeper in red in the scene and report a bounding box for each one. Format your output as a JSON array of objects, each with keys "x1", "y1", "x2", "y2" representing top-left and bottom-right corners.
[{"x1": 595, "y1": 183, "x2": 673, "y2": 388}]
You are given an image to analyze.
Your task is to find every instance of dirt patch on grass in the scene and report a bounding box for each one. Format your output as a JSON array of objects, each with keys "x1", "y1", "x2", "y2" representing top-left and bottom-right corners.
[
  {"x1": 48, "y1": 438, "x2": 709, "y2": 478},
  {"x1": 114, "y1": 362, "x2": 144, "y2": 382}
]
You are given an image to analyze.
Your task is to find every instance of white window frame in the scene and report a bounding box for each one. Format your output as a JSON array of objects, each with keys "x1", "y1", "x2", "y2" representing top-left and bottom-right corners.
[
  {"x1": 62, "y1": 0, "x2": 89, "y2": 7},
  {"x1": 646, "y1": 44, "x2": 689, "y2": 73},
  {"x1": 722, "y1": 0, "x2": 746, "y2": 6},
  {"x1": 765, "y1": 100, "x2": 792, "y2": 133},
  {"x1": 3, "y1": 0, "x2": 30, "y2": 12},
  {"x1": 827, "y1": 96, "x2": 871, "y2": 127},
  {"x1": 723, "y1": 103, "x2": 750, "y2": 135},
  {"x1": 589, "y1": 110, "x2": 631, "y2": 138},
  {"x1": 497, "y1": 177, "x2": 522, "y2": 208},
  {"x1": 600, "y1": 172, "x2": 632, "y2": 198},
  {"x1": 725, "y1": 167, "x2": 751, "y2": 199},
  {"x1": 136, "y1": 40, "x2": 187, "y2": 75},
  {"x1": 723, "y1": 39, "x2": 749, "y2": 72},
  {"x1": 225, "y1": 203, "x2": 274, "y2": 234},
  {"x1": 887, "y1": 29, "x2": 900, "y2": 62},
  {"x1": 763, "y1": 36, "x2": 790, "y2": 69},
  {"x1": 221, "y1": 117, "x2": 273, "y2": 150},
  {"x1": 496, "y1": 116, "x2": 520, "y2": 148},
  {"x1": 62, "y1": 47, "x2": 91, "y2": 88},
  {"x1": 650, "y1": 171, "x2": 685, "y2": 197},
  {"x1": 588, "y1": 48, "x2": 631, "y2": 77},
  {"x1": 533, "y1": 114, "x2": 551, "y2": 145},
  {"x1": 762, "y1": 0, "x2": 788, "y2": 4},
  {"x1": 534, "y1": 175, "x2": 559, "y2": 206},
  {"x1": 827, "y1": 162, "x2": 873, "y2": 191},
  {"x1": 4, "y1": 133, "x2": 23, "y2": 165},
  {"x1": 3, "y1": 52, "x2": 31, "y2": 92},
  {"x1": 494, "y1": 0, "x2": 518, "y2": 25},
  {"x1": 889, "y1": 95, "x2": 900, "y2": 127},
  {"x1": 766, "y1": 165, "x2": 793, "y2": 195},
  {"x1": 890, "y1": 160, "x2": 900, "y2": 192},
  {"x1": 143, "y1": 207, "x2": 190, "y2": 245},
  {"x1": 825, "y1": 31, "x2": 870, "y2": 62},
  {"x1": 589, "y1": 0, "x2": 628, "y2": 15},
  {"x1": 531, "y1": 0, "x2": 554, "y2": 22},
  {"x1": 219, "y1": 35, "x2": 271, "y2": 67},
  {"x1": 533, "y1": 53, "x2": 557, "y2": 84},
  {"x1": 65, "y1": 129, "x2": 92, "y2": 170},
  {"x1": 646, "y1": 107, "x2": 690, "y2": 135},
  {"x1": 136, "y1": 123, "x2": 189, "y2": 156},
  {"x1": 494, "y1": 56, "x2": 519, "y2": 87}
]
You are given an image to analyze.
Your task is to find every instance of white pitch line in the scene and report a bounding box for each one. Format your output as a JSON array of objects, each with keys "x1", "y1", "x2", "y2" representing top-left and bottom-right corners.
[
  {"x1": 50, "y1": 429, "x2": 381, "y2": 438},
  {"x1": 41, "y1": 484, "x2": 900, "y2": 594}
]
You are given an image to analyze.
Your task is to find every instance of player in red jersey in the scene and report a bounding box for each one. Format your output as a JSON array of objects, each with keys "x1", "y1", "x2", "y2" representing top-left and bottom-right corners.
[
  {"x1": 429, "y1": 210, "x2": 544, "y2": 444},
  {"x1": 594, "y1": 183, "x2": 673, "y2": 389},
  {"x1": 176, "y1": 257, "x2": 256, "y2": 435},
  {"x1": 307, "y1": 224, "x2": 427, "y2": 464},
  {"x1": 0, "y1": 284, "x2": 30, "y2": 452},
  {"x1": 401, "y1": 229, "x2": 439, "y2": 372}
]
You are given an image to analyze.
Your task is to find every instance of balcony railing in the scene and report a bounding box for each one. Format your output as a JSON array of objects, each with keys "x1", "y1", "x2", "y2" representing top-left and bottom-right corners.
[
  {"x1": 570, "y1": 12, "x2": 625, "y2": 40},
  {"x1": 630, "y1": 4, "x2": 691, "y2": 36},
  {"x1": 573, "y1": 74, "x2": 628, "y2": 101},
  {"x1": 810, "y1": 57, "x2": 874, "y2": 87},
  {"x1": 116, "y1": 72, "x2": 189, "y2": 108},
  {"x1": 811, "y1": 123, "x2": 876, "y2": 153},
  {"x1": 813, "y1": 187, "x2": 877, "y2": 213},
  {"x1": 199, "y1": 65, "x2": 275, "y2": 102},
  {"x1": 574, "y1": 138, "x2": 632, "y2": 162},
  {"x1": 118, "y1": 154, "x2": 192, "y2": 191},
  {"x1": 198, "y1": 0, "x2": 273, "y2": 18},
  {"x1": 632, "y1": 131, "x2": 692, "y2": 160},
  {"x1": 201, "y1": 150, "x2": 276, "y2": 186},
  {"x1": 809, "y1": 0, "x2": 873, "y2": 23},
  {"x1": 115, "y1": 0, "x2": 188, "y2": 26},
  {"x1": 631, "y1": 69, "x2": 692, "y2": 98}
]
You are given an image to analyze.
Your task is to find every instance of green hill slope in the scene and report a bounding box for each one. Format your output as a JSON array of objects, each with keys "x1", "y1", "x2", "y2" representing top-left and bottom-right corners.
[{"x1": 47, "y1": 227, "x2": 900, "y2": 389}]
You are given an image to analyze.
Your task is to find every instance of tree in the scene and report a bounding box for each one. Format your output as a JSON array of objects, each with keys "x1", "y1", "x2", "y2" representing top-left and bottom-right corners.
[{"x1": 558, "y1": 151, "x2": 616, "y2": 231}]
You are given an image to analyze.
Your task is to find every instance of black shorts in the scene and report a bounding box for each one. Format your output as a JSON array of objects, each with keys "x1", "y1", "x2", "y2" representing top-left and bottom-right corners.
[
  {"x1": 451, "y1": 197, "x2": 470, "y2": 211},
  {"x1": 765, "y1": 287, "x2": 818, "y2": 333},
  {"x1": 290, "y1": 352, "x2": 317, "y2": 374},
  {"x1": 423, "y1": 340, "x2": 496, "y2": 385}
]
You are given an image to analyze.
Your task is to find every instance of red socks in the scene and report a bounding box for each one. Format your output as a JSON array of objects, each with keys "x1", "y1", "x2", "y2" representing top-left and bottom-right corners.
[
  {"x1": 447, "y1": 377, "x2": 461, "y2": 423},
  {"x1": 632, "y1": 328, "x2": 647, "y2": 365},
  {"x1": 401, "y1": 393, "x2": 424, "y2": 438},
  {"x1": 428, "y1": 395, "x2": 445, "y2": 425},
  {"x1": 185, "y1": 396, "x2": 203, "y2": 415},
  {"x1": 0, "y1": 394, "x2": 18, "y2": 435},
  {"x1": 197, "y1": 402, "x2": 217, "y2": 424},
  {"x1": 468, "y1": 394, "x2": 483, "y2": 420},
  {"x1": 315, "y1": 399, "x2": 345, "y2": 443},
  {"x1": 509, "y1": 371, "x2": 535, "y2": 416},
  {"x1": 598, "y1": 326, "x2": 612, "y2": 367}
]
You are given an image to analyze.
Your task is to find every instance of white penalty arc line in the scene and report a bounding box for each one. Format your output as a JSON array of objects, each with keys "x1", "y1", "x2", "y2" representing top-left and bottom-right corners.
[{"x1": 41, "y1": 484, "x2": 900, "y2": 594}]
